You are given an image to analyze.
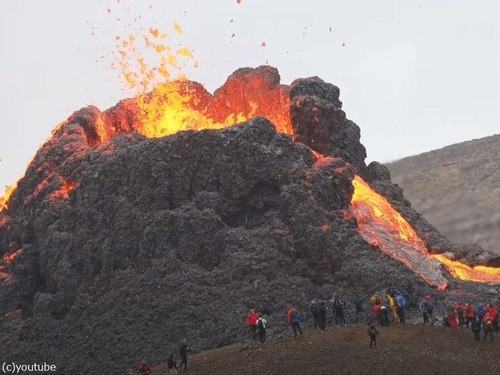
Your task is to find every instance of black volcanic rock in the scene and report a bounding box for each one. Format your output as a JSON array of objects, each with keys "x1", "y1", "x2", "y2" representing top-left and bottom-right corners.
[
  {"x1": 290, "y1": 76, "x2": 367, "y2": 169},
  {"x1": 0, "y1": 67, "x2": 499, "y2": 375}
]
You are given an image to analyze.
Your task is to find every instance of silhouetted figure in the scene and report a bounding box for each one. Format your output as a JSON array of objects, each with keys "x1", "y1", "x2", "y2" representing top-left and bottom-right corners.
[
  {"x1": 179, "y1": 343, "x2": 190, "y2": 372},
  {"x1": 354, "y1": 297, "x2": 363, "y2": 324},
  {"x1": 310, "y1": 299, "x2": 320, "y2": 329},
  {"x1": 167, "y1": 354, "x2": 178, "y2": 374},
  {"x1": 318, "y1": 301, "x2": 327, "y2": 331},
  {"x1": 471, "y1": 315, "x2": 481, "y2": 343},
  {"x1": 367, "y1": 323, "x2": 378, "y2": 348}
]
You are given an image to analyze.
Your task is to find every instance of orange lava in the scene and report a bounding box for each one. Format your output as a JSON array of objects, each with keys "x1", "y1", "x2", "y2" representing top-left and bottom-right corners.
[
  {"x1": 0, "y1": 183, "x2": 17, "y2": 212},
  {"x1": 431, "y1": 254, "x2": 500, "y2": 283},
  {"x1": 2, "y1": 249, "x2": 23, "y2": 265},
  {"x1": 351, "y1": 175, "x2": 500, "y2": 287}
]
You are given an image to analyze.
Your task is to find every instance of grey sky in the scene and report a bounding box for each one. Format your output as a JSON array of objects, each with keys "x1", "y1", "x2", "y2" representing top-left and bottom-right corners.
[{"x1": 1, "y1": 0, "x2": 499, "y2": 192}]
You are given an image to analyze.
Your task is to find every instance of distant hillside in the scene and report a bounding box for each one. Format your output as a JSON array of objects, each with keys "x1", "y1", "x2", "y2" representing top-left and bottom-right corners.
[{"x1": 387, "y1": 134, "x2": 500, "y2": 254}]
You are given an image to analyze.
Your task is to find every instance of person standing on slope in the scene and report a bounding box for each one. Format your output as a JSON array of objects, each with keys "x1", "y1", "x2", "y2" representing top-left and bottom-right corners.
[
  {"x1": 246, "y1": 309, "x2": 259, "y2": 341},
  {"x1": 318, "y1": 301, "x2": 327, "y2": 332},
  {"x1": 287, "y1": 304, "x2": 303, "y2": 339},
  {"x1": 367, "y1": 322, "x2": 379, "y2": 348},
  {"x1": 471, "y1": 314, "x2": 482, "y2": 343},
  {"x1": 310, "y1": 298, "x2": 320, "y2": 329}
]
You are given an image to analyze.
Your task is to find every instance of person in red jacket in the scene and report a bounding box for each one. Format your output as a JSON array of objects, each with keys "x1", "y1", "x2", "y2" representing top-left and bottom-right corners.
[
  {"x1": 138, "y1": 361, "x2": 152, "y2": 375},
  {"x1": 482, "y1": 312, "x2": 494, "y2": 342},
  {"x1": 486, "y1": 304, "x2": 498, "y2": 332},
  {"x1": 287, "y1": 305, "x2": 303, "y2": 339},
  {"x1": 245, "y1": 309, "x2": 259, "y2": 340},
  {"x1": 464, "y1": 303, "x2": 474, "y2": 329}
]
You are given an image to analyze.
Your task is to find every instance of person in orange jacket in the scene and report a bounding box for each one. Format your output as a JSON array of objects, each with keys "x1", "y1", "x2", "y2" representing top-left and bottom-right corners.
[
  {"x1": 245, "y1": 309, "x2": 259, "y2": 340},
  {"x1": 287, "y1": 305, "x2": 303, "y2": 339}
]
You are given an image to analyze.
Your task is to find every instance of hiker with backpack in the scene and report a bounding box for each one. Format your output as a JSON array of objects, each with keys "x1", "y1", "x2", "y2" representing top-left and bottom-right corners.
[
  {"x1": 245, "y1": 308, "x2": 259, "y2": 341},
  {"x1": 287, "y1": 304, "x2": 303, "y2": 339},
  {"x1": 395, "y1": 291, "x2": 406, "y2": 324},
  {"x1": 483, "y1": 312, "x2": 494, "y2": 342},
  {"x1": 367, "y1": 322, "x2": 379, "y2": 348},
  {"x1": 419, "y1": 296, "x2": 434, "y2": 325},
  {"x1": 257, "y1": 316, "x2": 268, "y2": 343},
  {"x1": 310, "y1": 298, "x2": 320, "y2": 329},
  {"x1": 486, "y1": 304, "x2": 498, "y2": 332}
]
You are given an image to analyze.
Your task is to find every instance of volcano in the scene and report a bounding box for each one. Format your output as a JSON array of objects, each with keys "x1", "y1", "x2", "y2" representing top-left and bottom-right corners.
[{"x1": 1, "y1": 66, "x2": 499, "y2": 374}]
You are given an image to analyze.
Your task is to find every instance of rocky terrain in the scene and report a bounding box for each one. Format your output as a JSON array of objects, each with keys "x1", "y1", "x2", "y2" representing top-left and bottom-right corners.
[
  {"x1": 387, "y1": 134, "x2": 500, "y2": 254},
  {"x1": 1, "y1": 66, "x2": 499, "y2": 374}
]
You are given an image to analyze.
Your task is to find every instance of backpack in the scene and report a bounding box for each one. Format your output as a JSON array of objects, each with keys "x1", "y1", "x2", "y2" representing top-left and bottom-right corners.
[{"x1": 396, "y1": 294, "x2": 406, "y2": 308}]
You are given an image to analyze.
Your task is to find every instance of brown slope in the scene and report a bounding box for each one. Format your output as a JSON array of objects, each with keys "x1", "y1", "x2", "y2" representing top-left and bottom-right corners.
[
  {"x1": 386, "y1": 134, "x2": 500, "y2": 254},
  {"x1": 151, "y1": 324, "x2": 500, "y2": 375}
]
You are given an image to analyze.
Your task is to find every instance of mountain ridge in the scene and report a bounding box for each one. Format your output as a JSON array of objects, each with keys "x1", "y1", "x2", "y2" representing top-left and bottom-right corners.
[{"x1": 387, "y1": 133, "x2": 500, "y2": 254}]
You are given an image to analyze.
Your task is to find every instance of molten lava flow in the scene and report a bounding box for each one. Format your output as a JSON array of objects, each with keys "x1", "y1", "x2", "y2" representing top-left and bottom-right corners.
[
  {"x1": 2, "y1": 249, "x2": 22, "y2": 265},
  {"x1": 351, "y1": 175, "x2": 448, "y2": 289},
  {"x1": 431, "y1": 254, "x2": 500, "y2": 283},
  {"x1": 351, "y1": 175, "x2": 500, "y2": 287},
  {"x1": 0, "y1": 183, "x2": 17, "y2": 212},
  {"x1": 48, "y1": 180, "x2": 78, "y2": 202},
  {"x1": 133, "y1": 75, "x2": 292, "y2": 139}
]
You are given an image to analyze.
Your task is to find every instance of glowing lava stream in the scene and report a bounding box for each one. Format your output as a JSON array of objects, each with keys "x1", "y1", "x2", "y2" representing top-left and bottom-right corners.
[{"x1": 351, "y1": 175, "x2": 500, "y2": 288}]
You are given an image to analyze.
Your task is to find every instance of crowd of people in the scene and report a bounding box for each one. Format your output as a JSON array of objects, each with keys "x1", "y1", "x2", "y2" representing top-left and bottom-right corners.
[
  {"x1": 129, "y1": 290, "x2": 498, "y2": 373},
  {"x1": 244, "y1": 289, "x2": 499, "y2": 348}
]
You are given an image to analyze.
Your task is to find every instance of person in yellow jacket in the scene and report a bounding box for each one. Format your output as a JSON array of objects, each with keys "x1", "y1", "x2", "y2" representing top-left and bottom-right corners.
[{"x1": 386, "y1": 290, "x2": 400, "y2": 324}]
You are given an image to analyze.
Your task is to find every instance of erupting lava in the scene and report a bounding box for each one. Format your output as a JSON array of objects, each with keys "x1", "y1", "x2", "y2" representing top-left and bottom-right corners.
[
  {"x1": 351, "y1": 175, "x2": 500, "y2": 288},
  {"x1": 2, "y1": 10, "x2": 500, "y2": 291},
  {"x1": 0, "y1": 184, "x2": 16, "y2": 212}
]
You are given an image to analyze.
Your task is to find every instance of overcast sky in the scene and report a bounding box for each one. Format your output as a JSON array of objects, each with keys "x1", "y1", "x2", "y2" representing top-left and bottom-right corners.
[{"x1": 1, "y1": 0, "x2": 499, "y2": 191}]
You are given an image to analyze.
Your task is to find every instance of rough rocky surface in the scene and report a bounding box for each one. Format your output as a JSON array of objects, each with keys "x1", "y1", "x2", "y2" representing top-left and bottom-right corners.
[
  {"x1": 387, "y1": 134, "x2": 500, "y2": 255},
  {"x1": 0, "y1": 67, "x2": 499, "y2": 375}
]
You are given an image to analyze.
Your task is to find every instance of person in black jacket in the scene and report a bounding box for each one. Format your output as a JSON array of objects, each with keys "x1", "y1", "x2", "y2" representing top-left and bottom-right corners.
[
  {"x1": 470, "y1": 315, "x2": 482, "y2": 343},
  {"x1": 178, "y1": 342, "x2": 191, "y2": 372},
  {"x1": 318, "y1": 301, "x2": 327, "y2": 332},
  {"x1": 310, "y1": 299, "x2": 320, "y2": 329}
]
